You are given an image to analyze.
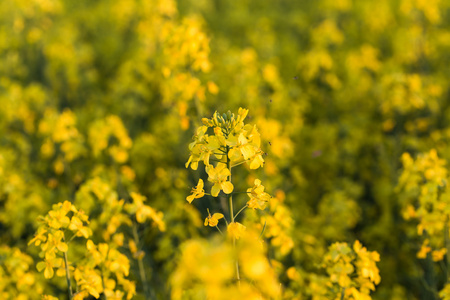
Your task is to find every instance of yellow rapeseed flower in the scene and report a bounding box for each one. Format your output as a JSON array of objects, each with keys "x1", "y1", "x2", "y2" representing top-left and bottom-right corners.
[
  {"x1": 247, "y1": 179, "x2": 271, "y2": 210},
  {"x1": 206, "y1": 164, "x2": 233, "y2": 197},
  {"x1": 204, "y1": 212, "x2": 224, "y2": 227},
  {"x1": 227, "y1": 222, "x2": 246, "y2": 240},
  {"x1": 186, "y1": 179, "x2": 205, "y2": 203}
]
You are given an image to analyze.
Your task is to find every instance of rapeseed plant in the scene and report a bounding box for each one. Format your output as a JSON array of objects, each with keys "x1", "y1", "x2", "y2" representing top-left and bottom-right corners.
[{"x1": 184, "y1": 108, "x2": 275, "y2": 292}]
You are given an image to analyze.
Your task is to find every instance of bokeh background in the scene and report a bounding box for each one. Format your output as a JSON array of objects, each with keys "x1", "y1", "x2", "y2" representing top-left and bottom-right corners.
[{"x1": 1, "y1": 0, "x2": 450, "y2": 299}]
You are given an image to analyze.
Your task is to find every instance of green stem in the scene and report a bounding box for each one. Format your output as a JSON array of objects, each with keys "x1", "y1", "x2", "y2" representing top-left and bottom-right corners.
[
  {"x1": 234, "y1": 205, "x2": 248, "y2": 220},
  {"x1": 259, "y1": 221, "x2": 267, "y2": 239},
  {"x1": 215, "y1": 225, "x2": 224, "y2": 236},
  {"x1": 227, "y1": 146, "x2": 240, "y2": 283},
  {"x1": 234, "y1": 238, "x2": 240, "y2": 284},
  {"x1": 62, "y1": 237, "x2": 73, "y2": 300},
  {"x1": 231, "y1": 160, "x2": 248, "y2": 168},
  {"x1": 100, "y1": 267, "x2": 107, "y2": 300},
  {"x1": 132, "y1": 223, "x2": 151, "y2": 300},
  {"x1": 227, "y1": 148, "x2": 235, "y2": 223},
  {"x1": 340, "y1": 287, "x2": 345, "y2": 300},
  {"x1": 446, "y1": 215, "x2": 450, "y2": 282},
  {"x1": 210, "y1": 159, "x2": 227, "y2": 164}
]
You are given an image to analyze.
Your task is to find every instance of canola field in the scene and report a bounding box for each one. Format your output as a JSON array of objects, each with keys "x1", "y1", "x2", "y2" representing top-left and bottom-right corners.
[{"x1": 1, "y1": 0, "x2": 450, "y2": 299}]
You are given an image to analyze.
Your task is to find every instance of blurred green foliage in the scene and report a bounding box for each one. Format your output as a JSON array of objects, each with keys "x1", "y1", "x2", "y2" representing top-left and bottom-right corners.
[{"x1": 1, "y1": 0, "x2": 450, "y2": 299}]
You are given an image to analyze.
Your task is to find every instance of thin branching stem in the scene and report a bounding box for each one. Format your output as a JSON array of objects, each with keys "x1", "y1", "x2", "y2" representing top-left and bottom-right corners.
[
  {"x1": 340, "y1": 288, "x2": 345, "y2": 300},
  {"x1": 234, "y1": 205, "x2": 248, "y2": 220},
  {"x1": 215, "y1": 225, "x2": 224, "y2": 236},
  {"x1": 231, "y1": 160, "x2": 248, "y2": 168},
  {"x1": 62, "y1": 237, "x2": 73, "y2": 300},
  {"x1": 259, "y1": 221, "x2": 267, "y2": 240},
  {"x1": 446, "y1": 215, "x2": 450, "y2": 282},
  {"x1": 133, "y1": 223, "x2": 151, "y2": 300},
  {"x1": 227, "y1": 146, "x2": 240, "y2": 283}
]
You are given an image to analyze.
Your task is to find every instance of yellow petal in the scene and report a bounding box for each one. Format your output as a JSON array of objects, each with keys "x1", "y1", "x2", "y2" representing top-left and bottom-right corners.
[
  {"x1": 44, "y1": 265, "x2": 54, "y2": 279},
  {"x1": 212, "y1": 213, "x2": 224, "y2": 220},
  {"x1": 186, "y1": 194, "x2": 195, "y2": 203},
  {"x1": 228, "y1": 222, "x2": 246, "y2": 240},
  {"x1": 249, "y1": 155, "x2": 264, "y2": 169},
  {"x1": 197, "y1": 179, "x2": 204, "y2": 189},
  {"x1": 221, "y1": 181, "x2": 234, "y2": 194},
  {"x1": 57, "y1": 242, "x2": 68, "y2": 252},
  {"x1": 211, "y1": 184, "x2": 220, "y2": 197},
  {"x1": 36, "y1": 261, "x2": 46, "y2": 272},
  {"x1": 86, "y1": 239, "x2": 95, "y2": 251}
]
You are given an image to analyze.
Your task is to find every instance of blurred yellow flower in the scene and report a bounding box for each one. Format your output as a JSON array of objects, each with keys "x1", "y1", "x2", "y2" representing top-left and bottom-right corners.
[
  {"x1": 246, "y1": 179, "x2": 271, "y2": 210},
  {"x1": 227, "y1": 222, "x2": 246, "y2": 240}
]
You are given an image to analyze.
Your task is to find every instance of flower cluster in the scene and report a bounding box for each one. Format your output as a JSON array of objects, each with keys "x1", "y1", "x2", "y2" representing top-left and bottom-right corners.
[
  {"x1": 29, "y1": 201, "x2": 92, "y2": 279},
  {"x1": 186, "y1": 108, "x2": 264, "y2": 171},
  {"x1": 185, "y1": 108, "x2": 274, "y2": 288},
  {"x1": 0, "y1": 246, "x2": 43, "y2": 298},
  {"x1": 186, "y1": 108, "x2": 272, "y2": 232},
  {"x1": 321, "y1": 241, "x2": 381, "y2": 300},
  {"x1": 74, "y1": 240, "x2": 136, "y2": 300},
  {"x1": 29, "y1": 201, "x2": 137, "y2": 299},
  {"x1": 397, "y1": 149, "x2": 449, "y2": 260},
  {"x1": 171, "y1": 232, "x2": 280, "y2": 300}
]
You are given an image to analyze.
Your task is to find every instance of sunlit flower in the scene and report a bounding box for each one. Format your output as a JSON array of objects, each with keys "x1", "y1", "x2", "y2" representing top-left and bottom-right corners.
[
  {"x1": 187, "y1": 179, "x2": 205, "y2": 203},
  {"x1": 206, "y1": 164, "x2": 234, "y2": 197},
  {"x1": 204, "y1": 212, "x2": 224, "y2": 227}
]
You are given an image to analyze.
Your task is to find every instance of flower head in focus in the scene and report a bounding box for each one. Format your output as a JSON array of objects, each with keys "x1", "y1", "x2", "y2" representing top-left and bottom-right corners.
[
  {"x1": 206, "y1": 164, "x2": 234, "y2": 197},
  {"x1": 204, "y1": 210, "x2": 224, "y2": 227},
  {"x1": 187, "y1": 179, "x2": 205, "y2": 203}
]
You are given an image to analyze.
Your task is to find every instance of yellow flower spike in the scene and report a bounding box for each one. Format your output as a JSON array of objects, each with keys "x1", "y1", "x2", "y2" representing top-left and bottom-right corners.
[
  {"x1": 206, "y1": 164, "x2": 234, "y2": 197},
  {"x1": 186, "y1": 179, "x2": 205, "y2": 203},
  {"x1": 227, "y1": 222, "x2": 246, "y2": 240},
  {"x1": 323, "y1": 240, "x2": 380, "y2": 298}
]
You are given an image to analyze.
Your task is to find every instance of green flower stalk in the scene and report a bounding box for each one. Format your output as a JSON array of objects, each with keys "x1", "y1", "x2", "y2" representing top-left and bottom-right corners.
[{"x1": 186, "y1": 108, "x2": 273, "y2": 282}]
